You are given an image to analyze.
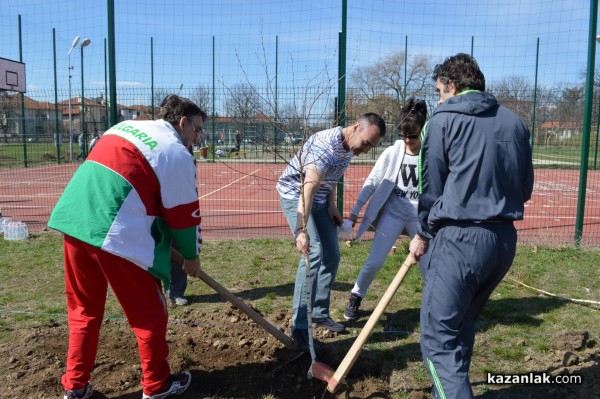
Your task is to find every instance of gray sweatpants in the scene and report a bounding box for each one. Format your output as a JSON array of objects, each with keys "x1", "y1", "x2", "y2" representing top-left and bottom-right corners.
[{"x1": 419, "y1": 221, "x2": 517, "y2": 399}]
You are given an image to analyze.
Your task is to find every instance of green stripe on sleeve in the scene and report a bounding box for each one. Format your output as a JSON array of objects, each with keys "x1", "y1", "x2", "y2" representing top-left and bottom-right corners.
[{"x1": 418, "y1": 121, "x2": 429, "y2": 195}]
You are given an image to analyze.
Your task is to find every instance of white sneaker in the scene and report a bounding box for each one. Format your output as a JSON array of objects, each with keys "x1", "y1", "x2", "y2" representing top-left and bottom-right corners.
[
  {"x1": 142, "y1": 371, "x2": 191, "y2": 399},
  {"x1": 172, "y1": 297, "x2": 188, "y2": 306}
]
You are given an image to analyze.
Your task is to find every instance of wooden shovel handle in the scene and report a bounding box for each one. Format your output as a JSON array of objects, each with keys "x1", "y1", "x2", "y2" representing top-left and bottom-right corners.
[
  {"x1": 327, "y1": 255, "x2": 415, "y2": 392},
  {"x1": 170, "y1": 248, "x2": 297, "y2": 350}
]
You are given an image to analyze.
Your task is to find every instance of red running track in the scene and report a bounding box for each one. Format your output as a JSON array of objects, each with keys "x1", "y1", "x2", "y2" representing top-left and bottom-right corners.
[{"x1": 1, "y1": 162, "x2": 599, "y2": 246}]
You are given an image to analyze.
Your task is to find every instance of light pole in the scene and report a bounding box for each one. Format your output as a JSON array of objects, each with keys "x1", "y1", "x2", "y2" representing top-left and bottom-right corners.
[
  {"x1": 80, "y1": 38, "x2": 91, "y2": 159},
  {"x1": 67, "y1": 36, "x2": 80, "y2": 161}
]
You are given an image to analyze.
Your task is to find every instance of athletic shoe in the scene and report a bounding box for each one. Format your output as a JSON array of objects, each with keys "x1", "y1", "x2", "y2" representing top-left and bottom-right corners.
[
  {"x1": 343, "y1": 293, "x2": 362, "y2": 321},
  {"x1": 63, "y1": 382, "x2": 93, "y2": 399},
  {"x1": 142, "y1": 371, "x2": 192, "y2": 399},
  {"x1": 171, "y1": 297, "x2": 188, "y2": 306},
  {"x1": 312, "y1": 317, "x2": 346, "y2": 332}
]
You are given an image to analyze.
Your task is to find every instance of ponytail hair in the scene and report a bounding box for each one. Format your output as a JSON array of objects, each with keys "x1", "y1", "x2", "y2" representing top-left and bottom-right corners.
[{"x1": 396, "y1": 98, "x2": 427, "y2": 136}]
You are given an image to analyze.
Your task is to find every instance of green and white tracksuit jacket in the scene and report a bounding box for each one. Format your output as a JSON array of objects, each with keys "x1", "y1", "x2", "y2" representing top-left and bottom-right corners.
[{"x1": 49, "y1": 119, "x2": 202, "y2": 288}]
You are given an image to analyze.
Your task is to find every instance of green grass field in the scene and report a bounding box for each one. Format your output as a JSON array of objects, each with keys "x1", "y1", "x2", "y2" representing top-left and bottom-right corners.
[{"x1": 0, "y1": 233, "x2": 598, "y2": 398}]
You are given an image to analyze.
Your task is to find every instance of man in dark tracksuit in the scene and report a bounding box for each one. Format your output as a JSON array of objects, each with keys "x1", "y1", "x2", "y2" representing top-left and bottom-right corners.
[{"x1": 409, "y1": 53, "x2": 534, "y2": 399}]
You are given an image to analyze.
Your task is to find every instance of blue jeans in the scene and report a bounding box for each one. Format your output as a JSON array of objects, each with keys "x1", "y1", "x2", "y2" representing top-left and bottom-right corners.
[
  {"x1": 169, "y1": 241, "x2": 187, "y2": 299},
  {"x1": 280, "y1": 197, "x2": 340, "y2": 330},
  {"x1": 169, "y1": 259, "x2": 187, "y2": 298}
]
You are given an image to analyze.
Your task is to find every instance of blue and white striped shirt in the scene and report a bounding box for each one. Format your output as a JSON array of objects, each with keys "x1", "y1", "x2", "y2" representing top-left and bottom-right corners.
[{"x1": 276, "y1": 127, "x2": 353, "y2": 204}]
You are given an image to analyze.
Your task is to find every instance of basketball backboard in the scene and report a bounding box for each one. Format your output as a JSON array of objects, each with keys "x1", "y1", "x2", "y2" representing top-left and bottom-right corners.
[{"x1": 0, "y1": 57, "x2": 26, "y2": 93}]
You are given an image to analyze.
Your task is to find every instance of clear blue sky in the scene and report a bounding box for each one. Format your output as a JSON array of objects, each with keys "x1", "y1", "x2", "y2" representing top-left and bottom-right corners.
[{"x1": 0, "y1": 0, "x2": 594, "y2": 108}]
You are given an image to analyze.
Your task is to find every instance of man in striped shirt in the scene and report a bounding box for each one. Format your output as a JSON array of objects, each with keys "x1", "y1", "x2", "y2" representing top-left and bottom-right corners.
[
  {"x1": 50, "y1": 95, "x2": 205, "y2": 399},
  {"x1": 277, "y1": 113, "x2": 386, "y2": 350}
]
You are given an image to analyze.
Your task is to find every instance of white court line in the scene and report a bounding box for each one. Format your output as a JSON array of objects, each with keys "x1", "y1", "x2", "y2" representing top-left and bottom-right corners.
[
  {"x1": 0, "y1": 194, "x2": 63, "y2": 198},
  {"x1": 1, "y1": 205, "x2": 51, "y2": 209},
  {"x1": 199, "y1": 168, "x2": 260, "y2": 200},
  {"x1": 203, "y1": 210, "x2": 281, "y2": 214},
  {"x1": 200, "y1": 198, "x2": 279, "y2": 203},
  {"x1": 520, "y1": 215, "x2": 600, "y2": 220}
]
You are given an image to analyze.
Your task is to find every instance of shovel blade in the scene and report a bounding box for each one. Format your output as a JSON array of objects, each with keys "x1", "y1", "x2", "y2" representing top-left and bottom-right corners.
[{"x1": 308, "y1": 362, "x2": 335, "y2": 382}]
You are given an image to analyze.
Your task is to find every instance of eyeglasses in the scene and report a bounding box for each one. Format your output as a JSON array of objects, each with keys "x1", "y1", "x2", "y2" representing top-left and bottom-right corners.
[
  {"x1": 188, "y1": 118, "x2": 204, "y2": 134},
  {"x1": 399, "y1": 134, "x2": 419, "y2": 141}
]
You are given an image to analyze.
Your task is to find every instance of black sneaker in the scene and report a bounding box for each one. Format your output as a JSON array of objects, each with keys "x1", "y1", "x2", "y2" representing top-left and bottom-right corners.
[
  {"x1": 312, "y1": 317, "x2": 346, "y2": 332},
  {"x1": 344, "y1": 293, "x2": 362, "y2": 321},
  {"x1": 142, "y1": 371, "x2": 191, "y2": 399},
  {"x1": 63, "y1": 382, "x2": 93, "y2": 399}
]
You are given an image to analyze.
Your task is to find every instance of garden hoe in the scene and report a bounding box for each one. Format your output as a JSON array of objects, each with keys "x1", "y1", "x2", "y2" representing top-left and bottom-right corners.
[
  {"x1": 327, "y1": 254, "x2": 416, "y2": 393},
  {"x1": 170, "y1": 247, "x2": 298, "y2": 351}
]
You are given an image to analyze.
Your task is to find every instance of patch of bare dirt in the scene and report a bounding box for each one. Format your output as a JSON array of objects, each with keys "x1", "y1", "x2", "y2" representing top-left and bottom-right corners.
[
  {"x1": 543, "y1": 332, "x2": 600, "y2": 399},
  {"x1": 1, "y1": 304, "x2": 392, "y2": 399},
  {"x1": 2, "y1": 307, "x2": 599, "y2": 399}
]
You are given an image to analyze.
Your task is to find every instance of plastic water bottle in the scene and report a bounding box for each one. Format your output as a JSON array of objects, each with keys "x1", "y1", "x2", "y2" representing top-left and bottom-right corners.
[
  {"x1": 19, "y1": 222, "x2": 29, "y2": 240},
  {"x1": 0, "y1": 208, "x2": 3, "y2": 232},
  {"x1": 338, "y1": 219, "x2": 354, "y2": 240},
  {"x1": 4, "y1": 222, "x2": 14, "y2": 240},
  {"x1": 10, "y1": 222, "x2": 18, "y2": 240},
  {"x1": 3, "y1": 221, "x2": 28, "y2": 240},
  {"x1": 0, "y1": 216, "x2": 10, "y2": 235},
  {"x1": 12, "y1": 222, "x2": 28, "y2": 240}
]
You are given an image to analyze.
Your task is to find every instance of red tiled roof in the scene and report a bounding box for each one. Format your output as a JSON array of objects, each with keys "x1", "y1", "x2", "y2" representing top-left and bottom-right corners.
[{"x1": 539, "y1": 121, "x2": 581, "y2": 129}]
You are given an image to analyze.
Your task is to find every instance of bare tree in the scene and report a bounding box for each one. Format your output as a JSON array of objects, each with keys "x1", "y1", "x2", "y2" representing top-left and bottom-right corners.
[
  {"x1": 489, "y1": 75, "x2": 534, "y2": 128},
  {"x1": 532, "y1": 85, "x2": 559, "y2": 146},
  {"x1": 349, "y1": 52, "x2": 433, "y2": 118},
  {"x1": 278, "y1": 102, "x2": 306, "y2": 134},
  {"x1": 152, "y1": 88, "x2": 175, "y2": 108},
  {"x1": 222, "y1": 83, "x2": 265, "y2": 145},
  {"x1": 190, "y1": 85, "x2": 212, "y2": 116},
  {"x1": 557, "y1": 84, "x2": 585, "y2": 124},
  {"x1": 225, "y1": 83, "x2": 262, "y2": 119}
]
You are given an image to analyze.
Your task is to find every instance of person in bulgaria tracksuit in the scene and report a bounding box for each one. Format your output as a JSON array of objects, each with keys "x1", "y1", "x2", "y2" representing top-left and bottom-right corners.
[
  {"x1": 409, "y1": 53, "x2": 534, "y2": 399},
  {"x1": 49, "y1": 95, "x2": 206, "y2": 399}
]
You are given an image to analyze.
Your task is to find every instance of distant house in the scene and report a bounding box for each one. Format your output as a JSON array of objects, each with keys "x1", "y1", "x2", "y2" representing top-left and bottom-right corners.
[
  {"x1": 0, "y1": 93, "x2": 152, "y2": 142},
  {"x1": 126, "y1": 105, "x2": 152, "y2": 120},
  {"x1": 20, "y1": 96, "x2": 54, "y2": 136},
  {"x1": 59, "y1": 95, "x2": 109, "y2": 138},
  {"x1": 0, "y1": 94, "x2": 56, "y2": 140},
  {"x1": 538, "y1": 121, "x2": 582, "y2": 145},
  {"x1": 0, "y1": 95, "x2": 315, "y2": 147}
]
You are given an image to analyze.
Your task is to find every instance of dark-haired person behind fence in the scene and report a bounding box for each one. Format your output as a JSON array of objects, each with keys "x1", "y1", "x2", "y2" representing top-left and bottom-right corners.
[
  {"x1": 408, "y1": 53, "x2": 534, "y2": 399},
  {"x1": 276, "y1": 113, "x2": 386, "y2": 350},
  {"x1": 49, "y1": 94, "x2": 206, "y2": 399},
  {"x1": 343, "y1": 98, "x2": 427, "y2": 321}
]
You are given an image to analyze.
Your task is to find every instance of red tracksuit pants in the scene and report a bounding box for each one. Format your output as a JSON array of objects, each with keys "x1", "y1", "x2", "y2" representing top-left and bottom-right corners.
[{"x1": 61, "y1": 235, "x2": 171, "y2": 396}]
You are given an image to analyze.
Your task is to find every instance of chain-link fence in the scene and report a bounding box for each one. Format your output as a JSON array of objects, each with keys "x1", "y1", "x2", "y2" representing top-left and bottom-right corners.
[{"x1": 1, "y1": 0, "x2": 599, "y2": 245}]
